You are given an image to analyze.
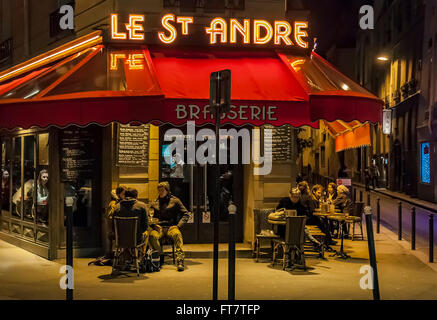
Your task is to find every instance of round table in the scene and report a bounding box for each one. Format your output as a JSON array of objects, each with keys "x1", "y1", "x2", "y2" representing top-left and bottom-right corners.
[{"x1": 327, "y1": 214, "x2": 351, "y2": 259}]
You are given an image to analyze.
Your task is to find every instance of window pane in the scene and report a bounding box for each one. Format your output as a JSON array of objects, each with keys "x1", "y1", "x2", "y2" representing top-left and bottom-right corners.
[
  {"x1": 38, "y1": 133, "x2": 49, "y2": 166},
  {"x1": 1, "y1": 138, "x2": 12, "y2": 230},
  {"x1": 23, "y1": 136, "x2": 35, "y2": 222},
  {"x1": 11, "y1": 137, "x2": 22, "y2": 219}
]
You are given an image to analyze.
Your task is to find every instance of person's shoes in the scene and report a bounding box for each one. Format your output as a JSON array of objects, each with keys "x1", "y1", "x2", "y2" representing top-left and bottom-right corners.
[
  {"x1": 327, "y1": 240, "x2": 337, "y2": 246},
  {"x1": 177, "y1": 260, "x2": 184, "y2": 272}
]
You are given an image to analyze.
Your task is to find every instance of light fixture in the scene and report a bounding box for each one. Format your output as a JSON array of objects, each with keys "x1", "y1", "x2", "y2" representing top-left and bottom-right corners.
[{"x1": 377, "y1": 56, "x2": 389, "y2": 62}]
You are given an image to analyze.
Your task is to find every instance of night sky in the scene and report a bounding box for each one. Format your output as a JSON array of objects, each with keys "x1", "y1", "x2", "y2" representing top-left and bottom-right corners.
[{"x1": 306, "y1": 0, "x2": 371, "y2": 56}]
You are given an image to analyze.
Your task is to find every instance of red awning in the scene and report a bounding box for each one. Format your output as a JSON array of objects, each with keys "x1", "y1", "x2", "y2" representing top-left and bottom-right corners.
[{"x1": 0, "y1": 32, "x2": 383, "y2": 130}]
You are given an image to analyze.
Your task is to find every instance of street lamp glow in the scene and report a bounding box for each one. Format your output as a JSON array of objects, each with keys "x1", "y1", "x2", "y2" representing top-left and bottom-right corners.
[{"x1": 377, "y1": 56, "x2": 389, "y2": 62}]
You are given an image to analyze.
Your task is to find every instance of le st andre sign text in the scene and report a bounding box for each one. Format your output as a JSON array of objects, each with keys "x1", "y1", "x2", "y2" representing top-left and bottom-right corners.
[{"x1": 111, "y1": 13, "x2": 309, "y2": 48}]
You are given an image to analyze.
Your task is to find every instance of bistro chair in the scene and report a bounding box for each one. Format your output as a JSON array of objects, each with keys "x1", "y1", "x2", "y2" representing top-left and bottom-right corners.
[
  {"x1": 272, "y1": 216, "x2": 307, "y2": 270},
  {"x1": 112, "y1": 216, "x2": 145, "y2": 276},
  {"x1": 253, "y1": 208, "x2": 280, "y2": 262},
  {"x1": 345, "y1": 202, "x2": 365, "y2": 241},
  {"x1": 159, "y1": 236, "x2": 176, "y2": 265}
]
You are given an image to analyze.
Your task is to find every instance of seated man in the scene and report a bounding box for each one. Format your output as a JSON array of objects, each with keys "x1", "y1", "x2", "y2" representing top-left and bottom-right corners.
[
  {"x1": 149, "y1": 181, "x2": 190, "y2": 272},
  {"x1": 276, "y1": 187, "x2": 322, "y2": 250},
  {"x1": 113, "y1": 187, "x2": 148, "y2": 253}
]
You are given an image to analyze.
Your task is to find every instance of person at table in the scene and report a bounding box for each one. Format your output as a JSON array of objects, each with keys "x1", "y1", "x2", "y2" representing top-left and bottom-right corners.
[
  {"x1": 309, "y1": 185, "x2": 336, "y2": 245},
  {"x1": 334, "y1": 185, "x2": 354, "y2": 238},
  {"x1": 276, "y1": 187, "x2": 322, "y2": 249},
  {"x1": 297, "y1": 181, "x2": 311, "y2": 213},
  {"x1": 113, "y1": 187, "x2": 148, "y2": 248},
  {"x1": 105, "y1": 185, "x2": 126, "y2": 259},
  {"x1": 327, "y1": 182, "x2": 338, "y2": 204},
  {"x1": 149, "y1": 181, "x2": 191, "y2": 272}
]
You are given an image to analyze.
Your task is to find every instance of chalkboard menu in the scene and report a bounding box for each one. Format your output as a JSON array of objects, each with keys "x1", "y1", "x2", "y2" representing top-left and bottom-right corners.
[
  {"x1": 60, "y1": 129, "x2": 97, "y2": 182},
  {"x1": 264, "y1": 125, "x2": 293, "y2": 162},
  {"x1": 117, "y1": 124, "x2": 150, "y2": 167}
]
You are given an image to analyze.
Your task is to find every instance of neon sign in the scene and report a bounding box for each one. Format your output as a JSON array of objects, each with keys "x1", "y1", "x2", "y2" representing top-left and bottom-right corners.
[
  {"x1": 110, "y1": 13, "x2": 310, "y2": 48},
  {"x1": 110, "y1": 53, "x2": 145, "y2": 70}
]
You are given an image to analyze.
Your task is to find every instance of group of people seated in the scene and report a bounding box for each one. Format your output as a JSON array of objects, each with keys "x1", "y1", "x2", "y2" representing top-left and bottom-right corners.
[
  {"x1": 107, "y1": 181, "x2": 190, "y2": 273},
  {"x1": 276, "y1": 181, "x2": 354, "y2": 249}
]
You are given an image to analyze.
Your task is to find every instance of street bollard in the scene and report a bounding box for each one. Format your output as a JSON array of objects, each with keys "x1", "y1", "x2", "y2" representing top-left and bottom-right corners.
[
  {"x1": 398, "y1": 202, "x2": 402, "y2": 240},
  {"x1": 429, "y1": 214, "x2": 434, "y2": 263},
  {"x1": 376, "y1": 198, "x2": 380, "y2": 234},
  {"x1": 228, "y1": 202, "x2": 237, "y2": 300},
  {"x1": 411, "y1": 207, "x2": 416, "y2": 251},
  {"x1": 364, "y1": 206, "x2": 381, "y2": 300}
]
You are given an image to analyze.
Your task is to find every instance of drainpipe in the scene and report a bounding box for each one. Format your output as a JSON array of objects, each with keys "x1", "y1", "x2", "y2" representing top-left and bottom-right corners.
[{"x1": 23, "y1": 0, "x2": 30, "y2": 58}]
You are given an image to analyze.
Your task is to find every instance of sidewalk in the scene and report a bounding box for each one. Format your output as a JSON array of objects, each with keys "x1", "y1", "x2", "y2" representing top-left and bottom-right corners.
[
  {"x1": 1, "y1": 222, "x2": 437, "y2": 300},
  {"x1": 354, "y1": 185, "x2": 437, "y2": 266}
]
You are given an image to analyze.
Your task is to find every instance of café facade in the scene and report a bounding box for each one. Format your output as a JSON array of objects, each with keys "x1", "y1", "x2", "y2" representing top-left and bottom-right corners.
[{"x1": 0, "y1": 14, "x2": 382, "y2": 259}]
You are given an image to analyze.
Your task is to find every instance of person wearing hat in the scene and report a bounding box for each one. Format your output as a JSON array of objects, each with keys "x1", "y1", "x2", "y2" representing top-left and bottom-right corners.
[{"x1": 148, "y1": 181, "x2": 191, "y2": 271}]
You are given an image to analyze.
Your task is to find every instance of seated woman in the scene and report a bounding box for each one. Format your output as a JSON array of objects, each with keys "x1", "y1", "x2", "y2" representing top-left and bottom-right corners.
[
  {"x1": 308, "y1": 185, "x2": 336, "y2": 246},
  {"x1": 276, "y1": 187, "x2": 322, "y2": 249},
  {"x1": 327, "y1": 182, "x2": 338, "y2": 204},
  {"x1": 334, "y1": 185, "x2": 354, "y2": 238}
]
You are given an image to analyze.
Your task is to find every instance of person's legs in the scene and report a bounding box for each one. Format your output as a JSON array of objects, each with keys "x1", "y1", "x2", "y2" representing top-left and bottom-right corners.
[
  {"x1": 304, "y1": 228, "x2": 320, "y2": 245},
  {"x1": 148, "y1": 229, "x2": 163, "y2": 253},
  {"x1": 308, "y1": 216, "x2": 333, "y2": 243},
  {"x1": 167, "y1": 226, "x2": 185, "y2": 262}
]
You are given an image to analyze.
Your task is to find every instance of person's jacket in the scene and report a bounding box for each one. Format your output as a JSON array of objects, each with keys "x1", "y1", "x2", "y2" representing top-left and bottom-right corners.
[
  {"x1": 276, "y1": 197, "x2": 307, "y2": 217},
  {"x1": 113, "y1": 197, "x2": 148, "y2": 244},
  {"x1": 299, "y1": 193, "x2": 313, "y2": 217},
  {"x1": 150, "y1": 194, "x2": 190, "y2": 228},
  {"x1": 334, "y1": 193, "x2": 354, "y2": 214}
]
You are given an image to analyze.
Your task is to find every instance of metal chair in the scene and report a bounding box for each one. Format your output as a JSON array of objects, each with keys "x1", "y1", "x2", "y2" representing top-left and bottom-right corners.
[
  {"x1": 345, "y1": 202, "x2": 365, "y2": 240},
  {"x1": 159, "y1": 236, "x2": 176, "y2": 265},
  {"x1": 272, "y1": 216, "x2": 307, "y2": 270},
  {"x1": 112, "y1": 216, "x2": 145, "y2": 276},
  {"x1": 253, "y1": 208, "x2": 280, "y2": 262}
]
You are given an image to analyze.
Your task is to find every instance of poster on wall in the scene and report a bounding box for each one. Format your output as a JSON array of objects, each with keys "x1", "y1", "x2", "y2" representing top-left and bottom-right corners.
[
  {"x1": 60, "y1": 129, "x2": 97, "y2": 182},
  {"x1": 117, "y1": 124, "x2": 150, "y2": 167},
  {"x1": 264, "y1": 125, "x2": 293, "y2": 162}
]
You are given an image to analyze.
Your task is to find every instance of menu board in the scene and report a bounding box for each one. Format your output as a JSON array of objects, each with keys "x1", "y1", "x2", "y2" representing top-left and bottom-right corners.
[
  {"x1": 60, "y1": 129, "x2": 97, "y2": 182},
  {"x1": 117, "y1": 124, "x2": 149, "y2": 167},
  {"x1": 264, "y1": 125, "x2": 293, "y2": 162}
]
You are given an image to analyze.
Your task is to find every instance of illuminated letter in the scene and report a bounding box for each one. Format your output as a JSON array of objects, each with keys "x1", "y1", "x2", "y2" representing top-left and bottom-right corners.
[
  {"x1": 253, "y1": 20, "x2": 273, "y2": 45},
  {"x1": 158, "y1": 14, "x2": 177, "y2": 44},
  {"x1": 127, "y1": 54, "x2": 145, "y2": 70},
  {"x1": 110, "y1": 53, "x2": 126, "y2": 70},
  {"x1": 230, "y1": 19, "x2": 250, "y2": 44},
  {"x1": 274, "y1": 21, "x2": 293, "y2": 45},
  {"x1": 205, "y1": 18, "x2": 227, "y2": 44},
  {"x1": 176, "y1": 16, "x2": 193, "y2": 35},
  {"x1": 126, "y1": 14, "x2": 145, "y2": 40},
  {"x1": 294, "y1": 21, "x2": 309, "y2": 48},
  {"x1": 59, "y1": 5, "x2": 74, "y2": 30},
  {"x1": 111, "y1": 14, "x2": 127, "y2": 40}
]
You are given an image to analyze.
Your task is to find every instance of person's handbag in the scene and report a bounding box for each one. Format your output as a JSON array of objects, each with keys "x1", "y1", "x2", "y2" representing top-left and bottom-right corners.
[
  {"x1": 267, "y1": 208, "x2": 286, "y2": 221},
  {"x1": 142, "y1": 249, "x2": 160, "y2": 273}
]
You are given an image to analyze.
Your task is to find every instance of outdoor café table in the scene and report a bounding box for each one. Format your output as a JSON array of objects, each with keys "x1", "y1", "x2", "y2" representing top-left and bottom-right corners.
[{"x1": 327, "y1": 213, "x2": 351, "y2": 259}]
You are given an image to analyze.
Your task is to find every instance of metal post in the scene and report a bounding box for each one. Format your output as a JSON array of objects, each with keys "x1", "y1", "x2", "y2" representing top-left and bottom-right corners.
[
  {"x1": 398, "y1": 202, "x2": 402, "y2": 240},
  {"x1": 367, "y1": 192, "x2": 371, "y2": 206},
  {"x1": 228, "y1": 203, "x2": 237, "y2": 300},
  {"x1": 411, "y1": 207, "x2": 416, "y2": 251},
  {"x1": 66, "y1": 204, "x2": 73, "y2": 301},
  {"x1": 376, "y1": 198, "x2": 380, "y2": 234},
  {"x1": 364, "y1": 206, "x2": 381, "y2": 300},
  {"x1": 213, "y1": 104, "x2": 220, "y2": 301},
  {"x1": 429, "y1": 214, "x2": 434, "y2": 263},
  {"x1": 360, "y1": 190, "x2": 363, "y2": 202}
]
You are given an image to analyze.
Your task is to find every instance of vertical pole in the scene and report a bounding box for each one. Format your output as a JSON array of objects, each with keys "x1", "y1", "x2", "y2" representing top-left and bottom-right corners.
[
  {"x1": 360, "y1": 190, "x2": 363, "y2": 202},
  {"x1": 228, "y1": 203, "x2": 236, "y2": 300},
  {"x1": 376, "y1": 198, "x2": 380, "y2": 234},
  {"x1": 367, "y1": 192, "x2": 371, "y2": 206},
  {"x1": 364, "y1": 206, "x2": 380, "y2": 300},
  {"x1": 398, "y1": 202, "x2": 402, "y2": 240},
  {"x1": 411, "y1": 207, "x2": 416, "y2": 250},
  {"x1": 66, "y1": 204, "x2": 73, "y2": 301},
  {"x1": 213, "y1": 102, "x2": 220, "y2": 301},
  {"x1": 354, "y1": 188, "x2": 357, "y2": 203},
  {"x1": 429, "y1": 214, "x2": 434, "y2": 263}
]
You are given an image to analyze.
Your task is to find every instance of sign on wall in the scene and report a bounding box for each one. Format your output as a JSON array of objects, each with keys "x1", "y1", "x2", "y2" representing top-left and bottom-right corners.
[
  {"x1": 117, "y1": 124, "x2": 150, "y2": 167},
  {"x1": 109, "y1": 13, "x2": 310, "y2": 49},
  {"x1": 421, "y1": 142, "x2": 431, "y2": 184}
]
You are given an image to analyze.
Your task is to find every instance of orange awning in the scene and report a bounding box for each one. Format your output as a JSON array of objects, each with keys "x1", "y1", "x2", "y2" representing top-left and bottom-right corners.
[{"x1": 334, "y1": 122, "x2": 371, "y2": 152}]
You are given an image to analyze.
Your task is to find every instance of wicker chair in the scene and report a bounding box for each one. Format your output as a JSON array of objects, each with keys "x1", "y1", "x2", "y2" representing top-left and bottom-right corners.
[
  {"x1": 253, "y1": 208, "x2": 280, "y2": 262},
  {"x1": 272, "y1": 216, "x2": 307, "y2": 270},
  {"x1": 345, "y1": 202, "x2": 365, "y2": 240},
  {"x1": 112, "y1": 216, "x2": 145, "y2": 276}
]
